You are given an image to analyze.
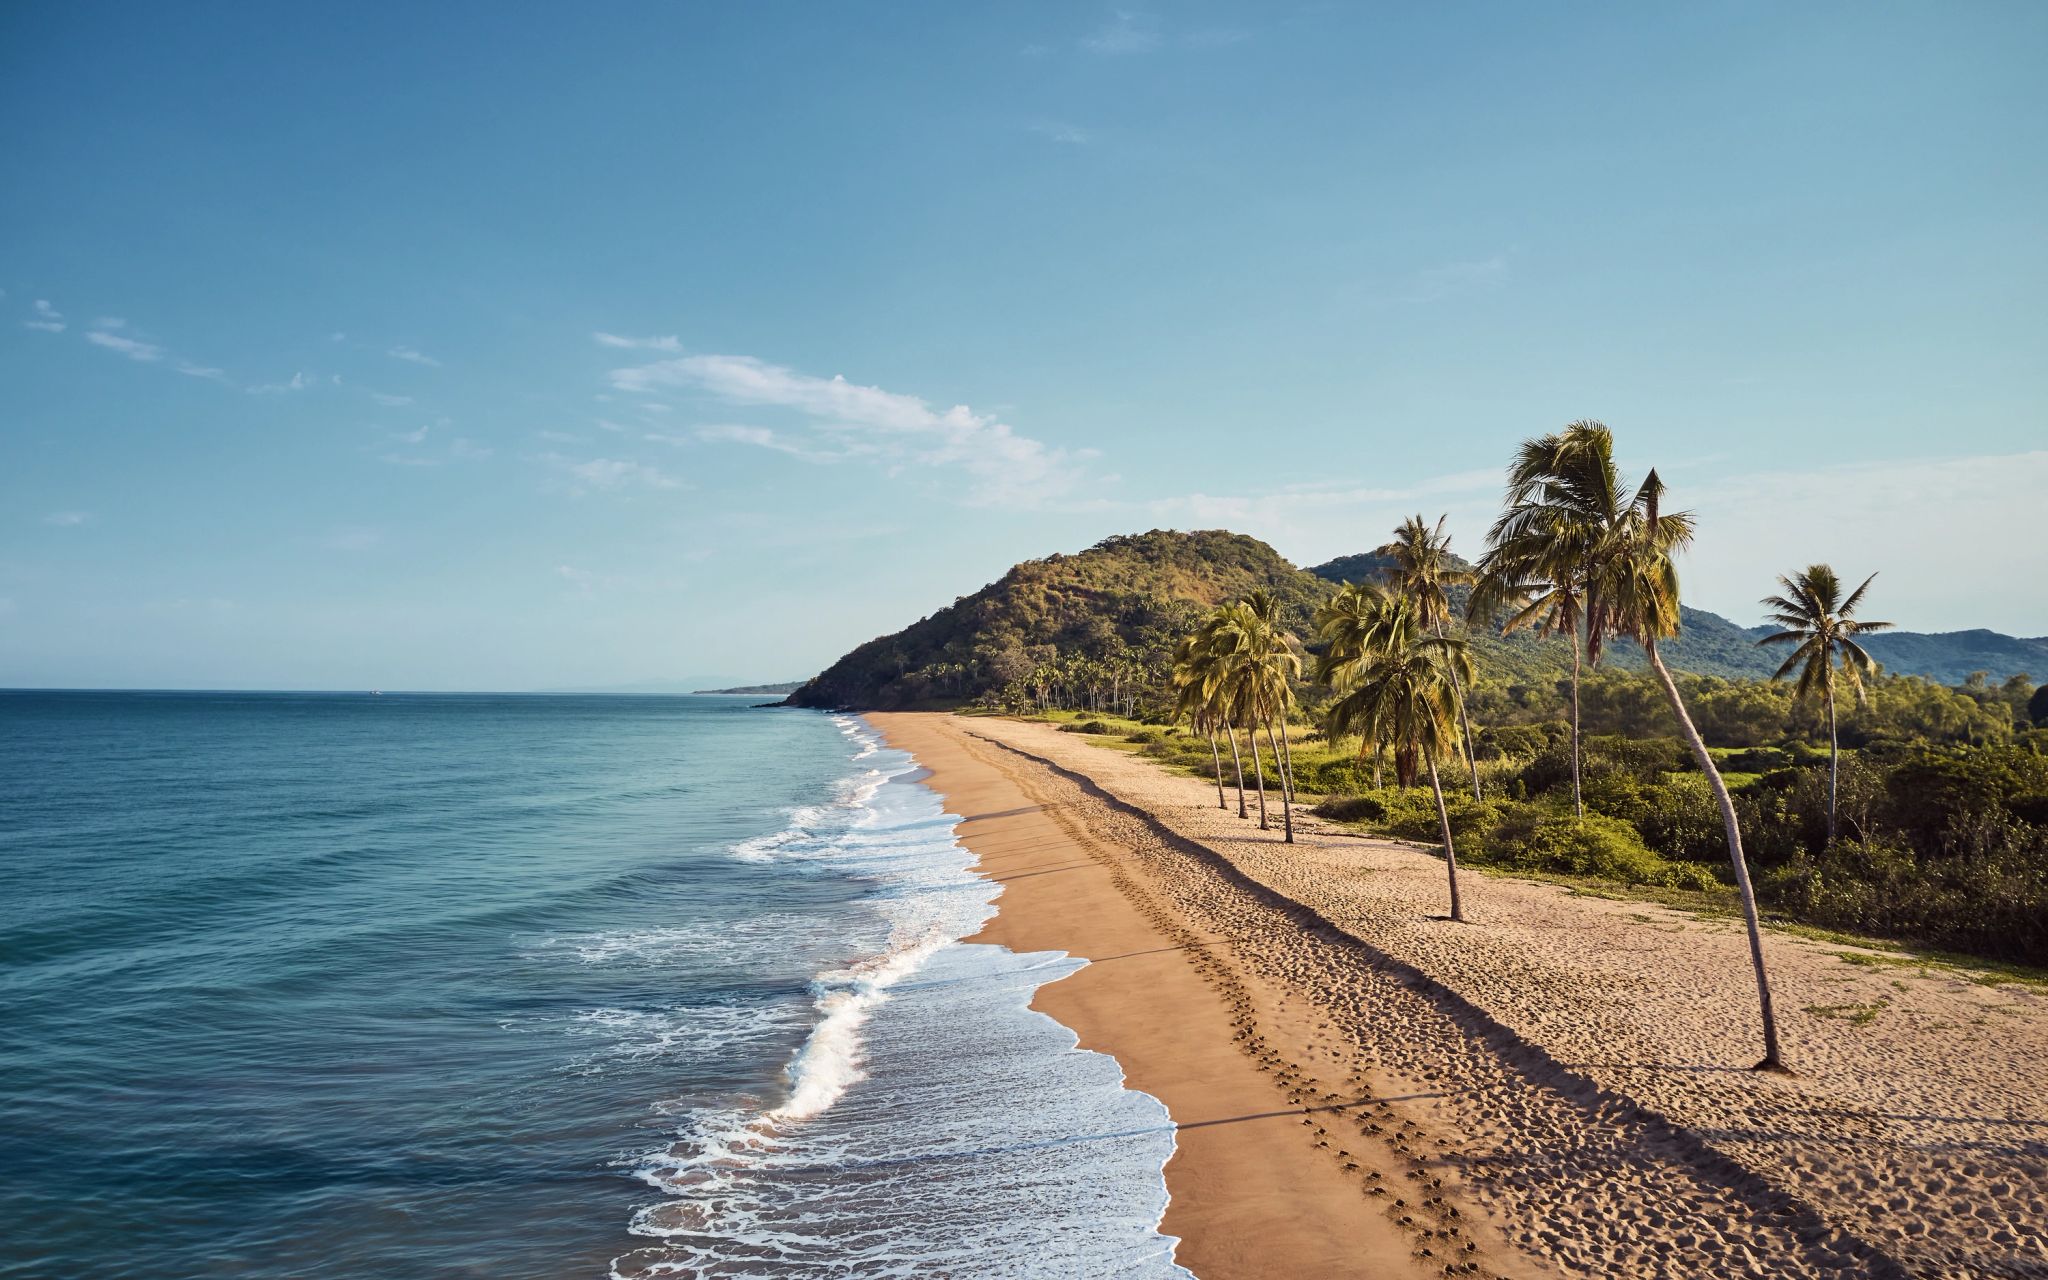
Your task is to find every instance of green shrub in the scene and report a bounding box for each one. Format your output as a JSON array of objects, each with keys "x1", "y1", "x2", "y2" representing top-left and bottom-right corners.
[
  {"x1": 1314, "y1": 794, "x2": 1387, "y2": 823},
  {"x1": 1633, "y1": 774, "x2": 1725, "y2": 863},
  {"x1": 1061, "y1": 719, "x2": 1115, "y2": 735},
  {"x1": 1480, "y1": 811, "x2": 1721, "y2": 890}
]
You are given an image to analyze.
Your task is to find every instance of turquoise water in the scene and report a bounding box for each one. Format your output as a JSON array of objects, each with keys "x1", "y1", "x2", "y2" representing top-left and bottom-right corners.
[{"x1": 0, "y1": 692, "x2": 1185, "y2": 1278}]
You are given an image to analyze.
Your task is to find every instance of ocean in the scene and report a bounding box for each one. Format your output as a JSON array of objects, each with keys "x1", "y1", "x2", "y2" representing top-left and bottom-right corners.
[{"x1": 0, "y1": 691, "x2": 1187, "y2": 1278}]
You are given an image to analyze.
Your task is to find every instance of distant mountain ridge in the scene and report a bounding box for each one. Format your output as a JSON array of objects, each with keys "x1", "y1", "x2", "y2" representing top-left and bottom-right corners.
[
  {"x1": 784, "y1": 530, "x2": 2042, "y2": 709},
  {"x1": 1302, "y1": 557, "x2": 2046, "y2": 685}
]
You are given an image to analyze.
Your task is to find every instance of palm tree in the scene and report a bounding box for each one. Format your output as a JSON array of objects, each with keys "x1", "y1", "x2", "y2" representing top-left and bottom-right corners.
[
  {"x1": 1595, "y1": 457, "x2": 1787, "y2": 1072},
  {"x1": 1315, "y1": 580, "x2": 1420, "y2": 792},
  {"x1": 1757, "y1": 566, "x2": 1892, "y2": 843},
  {"x1": 1324, "y1": 629, "x2": 1473, "y2": 921},
  {"x1": 1206, "y1": 594, "x2": 1303, "y2": 840},
  {"x1": 1376, "y1": 515, "x2": 1483, "y2": 799},
  {"x1": 1477, "y1": 421, "x2": 1636, "y2": 818},
  {"x1": 1473, "y1": 507, "x2": 1594, "y2": 818},
  {"x1": 1171, "y1": 634, "x2": 1231, "y2": 810},
  {"x1": 1178, "y1": 610, "x2": 1253, "y2": 817},
  {"x1": 1235, "y1": 591, "x2": 1304, "y2": 843}
]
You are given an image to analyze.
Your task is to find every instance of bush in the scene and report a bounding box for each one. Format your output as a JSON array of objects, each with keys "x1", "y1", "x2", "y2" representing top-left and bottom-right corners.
[
  {"x1": 1315, "y1": 794, "x2": 1387, "y2": 823},
  {"x1": 1480, "y1": 811, "x2": 1721, "y2": 890},
  {"x1": 1633, "y1": 774, "x2": 1726, "y2": 863},
  {"x1": 1061, "y1": 719, "x2": 1115, "y2": 735},
  {"x1": 1310, "y1": 788, "x2": 1498, "y2": 843},
  {"x1": 1761, "y1": 830, "x2": 2048, "y2": 966}
]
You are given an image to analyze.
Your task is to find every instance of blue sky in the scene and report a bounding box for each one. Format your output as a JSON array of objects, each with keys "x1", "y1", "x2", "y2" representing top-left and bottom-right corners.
[{"x1": 4, "y1": 3, "x2": 2044, "y2": 690}]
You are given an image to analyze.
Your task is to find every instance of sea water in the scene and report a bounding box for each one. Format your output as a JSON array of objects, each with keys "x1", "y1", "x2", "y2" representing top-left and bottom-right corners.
[{"x1": 0, "y1": 692, "x2": 1187, "y2": 1278}]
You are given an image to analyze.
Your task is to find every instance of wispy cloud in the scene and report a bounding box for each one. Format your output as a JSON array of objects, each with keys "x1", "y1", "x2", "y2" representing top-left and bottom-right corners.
[
  {"x1": 176, "y1": 361, "x2": 231, "y2": 383},
  {"x1": 1082, "y1": 11, "x2": 1160, "y2": 54},
  {"x1": 1138, "y1": 468, "x2": 1502, "y2": 534},
  {"x1": 593, "y1": 332, "x2": 683, "y2": 352},
  {"x1": 85, "y1": 319, "x2": 165, "y2": 363},
  {"x1": 248, "y1": 371, "x2": 311, "y2": 394},
  {"x1": 387, "y1": 345, "x2": 440, "y2": 367},
  {"x1": 24, "y1": 299, "x2": 65, "y2": 332},
  {"x1": 394, "y1": 423, "x2": 432, "y2": 445},
  {"x1": 694, "y1": 423, "x2": 847, "y2": 462},
  {"x1": 43, "y1": 510, "x2": 93, "y2": 526},
  {"x1": 606, "y1": 344, "x2": 1087, "y2": 507},
  {"x1": 370, "y1": 392, "x2": 415, "y2": 407},
  {"x1": 1027, "y1": 120, "x2": 1092, "y2": 146},
  {"x1": 70, "y1": 315, "x2": 245, "y2": 386},
  {"x1": 539, "y1": 452, "x2": 683, "y2": 493}
]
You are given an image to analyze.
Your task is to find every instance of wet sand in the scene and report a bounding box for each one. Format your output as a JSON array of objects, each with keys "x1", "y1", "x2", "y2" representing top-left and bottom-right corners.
[{"x1": 869, "y1": 712, "x2": 2048, "y2": 1280}]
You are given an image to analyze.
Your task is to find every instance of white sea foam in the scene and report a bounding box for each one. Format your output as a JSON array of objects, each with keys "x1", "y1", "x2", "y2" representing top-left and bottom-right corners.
[{"x1": 612, "y1": 714, "x2": 1190, "y2": 1278}]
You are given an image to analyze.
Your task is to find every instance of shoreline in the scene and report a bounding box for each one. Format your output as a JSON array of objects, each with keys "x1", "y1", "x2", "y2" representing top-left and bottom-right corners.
[
  {"x1": 869, "y1": 711, "x2": 2048, "y2": 1280},
  {"x1": 870, "y1": 712, "x2": 1453, "y2": 1280}
]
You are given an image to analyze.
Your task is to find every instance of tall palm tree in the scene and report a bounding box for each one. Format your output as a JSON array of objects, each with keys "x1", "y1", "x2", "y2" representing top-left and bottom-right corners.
[
  {"x1": 1315, "y1": 581, "x2": 1420, "y2": 792},
  {"x1": 1757, "y1": 566, "x2": 1892, "y2": 843},
  {"x1": 1376, "y1": 515, "x2": 1483, "y2": 798},
  {"x1": 1478, "y1": 421, "x2": 1636, "y2": 817},
  {"x1": 1324, "y1": 630, "x2": 1473, "y2": 921},
  {"x1": 1597, "y1": 461, "x2": 1786, "y2": 1072},
  {"x1": 1473, "y1": 508, "x2": 1593, "y2": 817}
]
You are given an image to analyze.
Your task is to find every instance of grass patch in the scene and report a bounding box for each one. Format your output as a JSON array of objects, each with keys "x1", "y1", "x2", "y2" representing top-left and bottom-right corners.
[{"x1": 1802, "y1": 999, "x2": 1889, "y2": 1026}]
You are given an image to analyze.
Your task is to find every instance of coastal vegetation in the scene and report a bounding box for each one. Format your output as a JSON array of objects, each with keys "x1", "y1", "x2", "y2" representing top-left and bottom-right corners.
[{"x1": 787, "y1": 431, "x2": 2048, "y2": 1003}]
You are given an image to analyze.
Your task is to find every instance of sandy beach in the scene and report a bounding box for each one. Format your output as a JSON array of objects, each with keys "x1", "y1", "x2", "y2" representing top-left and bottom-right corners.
[{"x1": 869, "y1": 712, "x2": 2048, "y2": 1280}]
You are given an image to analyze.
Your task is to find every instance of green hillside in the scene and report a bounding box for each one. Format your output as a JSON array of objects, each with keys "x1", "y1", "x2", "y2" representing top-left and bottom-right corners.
[{"x1": 785, "y1": 531, "x2": 1329, "y2": 709}]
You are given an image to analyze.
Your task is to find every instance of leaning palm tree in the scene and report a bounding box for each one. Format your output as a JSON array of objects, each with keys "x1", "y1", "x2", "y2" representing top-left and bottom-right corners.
[
  {"x1": 1599, "y1": 462, "x2": 1786, "y2": 1072},
  {"x1": 1757, "y1": 566, "x2": 1892, "y2": 843},
  {"x1": 1324, "y1": 630, "x2": 1473, "y2": 921},
  {"x1": 1376, "y1": 515, "x2": 1483, "y2": 798}
]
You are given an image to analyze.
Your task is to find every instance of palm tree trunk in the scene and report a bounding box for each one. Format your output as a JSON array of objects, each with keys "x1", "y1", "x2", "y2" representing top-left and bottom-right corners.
[
  {"x1": 1266, "y1": 716, "x2": 1296, "y2": 843},
  {"x1": 1373, "y1": 745, "x2": 1383, "y2": 790},
  {"x1": 1437, "y1": 622, "x2": 1483, "y2": 798},
  {"x1": 1248, "y1": 722, "x2": 1270, "y2": 829},
  {"x1": 1227, "y1": 722, "x2": 1249, "y2": 818},
  {"x1": 1645, "y1": 638, "x2": 1784, "y2": 1070},
  {"x1": 1569, "y1": 630, "x2": 1584, "y2": 820},
  {"x1": 1825, "y1": 680, "x2": 1839, "y2": 845},
  {"x1": 1426, "y1": 748, "x2": 1463, "y2": 923},
  {"x1": 1208, "y1": 730, "x2": 1227, "y2": 809}
]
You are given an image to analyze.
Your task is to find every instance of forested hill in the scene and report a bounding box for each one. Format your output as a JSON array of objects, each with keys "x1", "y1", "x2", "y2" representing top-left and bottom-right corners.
[
  {"x1": 784, "y1": 529, "x2": 2044, "y2": 710},
  {"x1": 785, "y1": 531, "x2": 1328, "y2": 709}
]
